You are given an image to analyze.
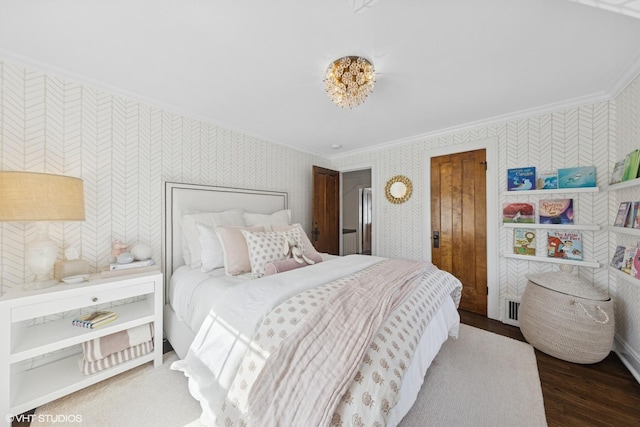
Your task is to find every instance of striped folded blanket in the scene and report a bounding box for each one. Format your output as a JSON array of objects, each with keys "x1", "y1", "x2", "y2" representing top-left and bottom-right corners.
[
  {"x1": 82, "y1": 323, "x2": 154, "y2": 362},
  {"x1": 79, "y1": 340, "x2": 154, "y2": 375}
]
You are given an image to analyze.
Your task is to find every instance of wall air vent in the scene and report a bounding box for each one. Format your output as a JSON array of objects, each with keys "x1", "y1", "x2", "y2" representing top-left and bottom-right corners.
[{"x1": 504, "y1": 298, "x2": 521, "y2": 327}]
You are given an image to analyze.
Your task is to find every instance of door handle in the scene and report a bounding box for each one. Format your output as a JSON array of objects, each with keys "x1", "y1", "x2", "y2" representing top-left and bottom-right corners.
[
  {"x1": 313, "y1": 226, "x2": 320, "y2": 242},
  {"x1": 433, "y1": 231, "x2": 439, "y2": 248}
]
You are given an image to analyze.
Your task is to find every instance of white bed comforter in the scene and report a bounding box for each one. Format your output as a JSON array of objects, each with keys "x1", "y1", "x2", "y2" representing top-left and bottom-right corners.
[{"x1": 171, "y1": 255, "x2": 462, "y2": 426}]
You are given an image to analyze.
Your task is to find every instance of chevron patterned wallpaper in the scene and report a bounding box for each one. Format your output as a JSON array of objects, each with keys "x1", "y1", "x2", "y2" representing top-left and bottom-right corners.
[
  {"x1": 1, "y1": 58, "x2": 639, "y2": 370},
  {"x1": 334, "y1": 75, "x2": 640, "y2": 366},
  {"x1": 612, "y1": 74, "x2": 640, "y2": 362},
  {"x1": 0, "y1": 60, "x2": 328, "y2": 294}
]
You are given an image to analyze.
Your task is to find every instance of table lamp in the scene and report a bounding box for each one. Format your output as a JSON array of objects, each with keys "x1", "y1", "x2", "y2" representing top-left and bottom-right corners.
[{"x1": 0, "y1": 171, "x2": 85, "y2": 290}]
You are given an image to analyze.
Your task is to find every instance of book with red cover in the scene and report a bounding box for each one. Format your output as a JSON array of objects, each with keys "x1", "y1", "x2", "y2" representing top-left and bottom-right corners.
[
  {"x1": 502, "y1": 203, "x2": 535, "y2": 223},
  {"x1": 547, "y1": 230, "x2": 582, "y2": 260}
]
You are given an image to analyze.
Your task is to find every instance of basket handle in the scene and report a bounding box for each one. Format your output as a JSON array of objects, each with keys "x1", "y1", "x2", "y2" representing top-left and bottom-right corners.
[{"x1": 575, "y1": 301, "x2": 610, "y2": 325}]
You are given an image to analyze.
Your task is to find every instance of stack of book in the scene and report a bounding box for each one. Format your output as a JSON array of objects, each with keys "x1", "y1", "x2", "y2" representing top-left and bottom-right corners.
[
  {"x1": 73, "y1": 310, "x2": 117, "y2": 329},
  {"x1": 109, "y1": 258, "x2": 155, "y2": 271},
  {"x1": 101, "y1": 259, "x2": 157, "y2": 278}
]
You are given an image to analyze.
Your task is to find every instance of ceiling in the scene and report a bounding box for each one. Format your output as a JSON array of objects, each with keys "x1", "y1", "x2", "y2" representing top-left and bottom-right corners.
[{"x1": 2, "y1": 0, "x2": 640, "y2": 157}]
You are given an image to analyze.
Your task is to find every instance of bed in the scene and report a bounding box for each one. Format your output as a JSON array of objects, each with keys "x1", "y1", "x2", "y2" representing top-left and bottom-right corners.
[{"x1": 162, "y1": 182, "x2": 462, "y2": 427}]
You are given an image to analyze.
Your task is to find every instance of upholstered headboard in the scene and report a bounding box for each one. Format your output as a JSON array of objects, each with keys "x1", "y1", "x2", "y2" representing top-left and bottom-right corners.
[{"x1": 162, "y1": 181, "x2": 288, "y2": 297}]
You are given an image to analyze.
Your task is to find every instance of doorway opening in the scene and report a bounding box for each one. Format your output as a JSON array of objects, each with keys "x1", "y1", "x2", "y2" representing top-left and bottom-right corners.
[{"x1": 342, "y1": 169, "x2": 372, "y2": 255}]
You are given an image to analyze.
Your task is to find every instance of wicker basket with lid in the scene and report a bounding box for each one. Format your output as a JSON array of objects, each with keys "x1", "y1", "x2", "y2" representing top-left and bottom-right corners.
[{"x1": 519, "y1": 269, "x2": 614, "y2": 364}]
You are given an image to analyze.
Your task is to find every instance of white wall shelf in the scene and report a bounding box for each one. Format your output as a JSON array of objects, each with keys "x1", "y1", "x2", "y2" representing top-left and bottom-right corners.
[
  {"x1": 606, "y1": 225, "x2": 640, "y2": 237},
  {"x1": 608, "y1": 178, "x2": 640, "y2": 191},
  {"x1": 503, "y1": 223, "x2": 601, "y2": 231},
  {"x1": 502, "y1": 187, "x2": 599, "y2": 196},
  {"x1": 608, "y1": 266, "x2": 640, "y2": 289},
  {"x1": 503, "y1": 253, "x2": 600, "y2": 268}
]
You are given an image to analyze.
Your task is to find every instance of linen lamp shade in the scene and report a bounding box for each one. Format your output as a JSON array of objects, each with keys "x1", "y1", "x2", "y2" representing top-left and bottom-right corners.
[
  {"x1": 0, "y1": 171, "x2": 85, "y2": 221},
  {"x1": 0, "y1": 171, "x2": 85, "y2": 289}
]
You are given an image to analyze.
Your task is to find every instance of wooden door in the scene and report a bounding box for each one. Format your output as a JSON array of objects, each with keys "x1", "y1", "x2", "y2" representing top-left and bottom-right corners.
[
  {"x1": 312, "y1": 166, "x2": 340, "y2": 255},
  {"x1": 431, "y1": 149, "x2": 488, "y2": 315}
]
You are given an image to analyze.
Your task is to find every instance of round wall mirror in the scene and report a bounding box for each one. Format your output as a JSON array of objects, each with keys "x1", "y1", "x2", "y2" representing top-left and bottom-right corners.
[{"x1": 385, "y1": 175, "x2": 413, "y2": 204}]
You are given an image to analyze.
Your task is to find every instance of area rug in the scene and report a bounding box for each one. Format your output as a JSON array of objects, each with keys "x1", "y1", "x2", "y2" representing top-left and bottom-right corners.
[
  {"x1": 33, "y1": 324, "x2": 546, "y2": 426},
  {"x1": 399, "y1": 324, "x2": 547, "y2": 427}
]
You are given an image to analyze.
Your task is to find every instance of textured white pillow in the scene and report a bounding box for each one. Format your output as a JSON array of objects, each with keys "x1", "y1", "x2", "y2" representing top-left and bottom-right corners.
[
  {"x1": 242, "y1": 229, "x2": 305, "y2": 278},
  {"x1": 196, "y1": 223, "x2": 225, "y2": 272},
  {"x1": 180, "y1": 209, "x2": 246, "y2": 269},
  {"x1": 215, "y1": 225, "x2": 264, "y2": 276},
  {"x1": 243, "y1": 209, "x2": 291, "y2": 231}
]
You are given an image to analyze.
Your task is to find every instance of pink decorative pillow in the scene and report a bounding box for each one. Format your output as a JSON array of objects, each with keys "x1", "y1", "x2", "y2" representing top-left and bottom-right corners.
[
  {"x1": 271, "y1": 223, "x2": 322, "y2": 259},
  {"x1": 264, "y1": 253, "x2": 323, "y2": 276},
  {"x1": 215, "y1": 225, "x2": 264, "y2": 276},
  {"x1": 242, "y1": 229, "x2": 307, "y2": 278}
]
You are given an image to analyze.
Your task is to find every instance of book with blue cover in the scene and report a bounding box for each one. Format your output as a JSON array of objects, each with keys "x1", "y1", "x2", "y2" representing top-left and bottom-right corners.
[
  {"x1": 558, "y1": 166, "x2": 596, "y2": 188},
  {"x1": 610, "y1": 245, "x2": 626, "y2": 269},
  {"x1": 507, "y1": 167, "x2": 536, "y2": 191},
  {"x1": 536, "y1": 170, "x2": 558, "y2": 189}
]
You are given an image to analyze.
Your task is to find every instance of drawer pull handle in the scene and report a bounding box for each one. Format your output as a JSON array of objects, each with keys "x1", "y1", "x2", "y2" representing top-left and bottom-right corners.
[{"x1": 92, "y1": 297, "x2": 98, "y2": 303}]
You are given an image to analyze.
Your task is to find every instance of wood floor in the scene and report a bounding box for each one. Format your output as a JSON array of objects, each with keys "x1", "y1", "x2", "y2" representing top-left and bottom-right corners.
[
  {"x1": 460, "y1": 310, "x2": 640, "y2": 427},
  {"x1": 12, "y1": 310, "x2": 640, "y2": 427}
]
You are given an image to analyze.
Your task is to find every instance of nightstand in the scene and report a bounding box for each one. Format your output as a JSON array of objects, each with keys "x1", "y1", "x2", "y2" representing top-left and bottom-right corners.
[{"x1": 0, "y1": 271, "x2": 163, "y2": 426}]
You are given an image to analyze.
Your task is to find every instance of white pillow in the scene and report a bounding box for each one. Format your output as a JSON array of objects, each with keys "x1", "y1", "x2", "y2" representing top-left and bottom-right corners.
[
  {"x1": 180, "y1": 209, "x2": 245, "y2": 269},
  {"x1": 243, "y1": 209, "x2": 291, "y2": 231},
  {"x1": 241, "y1": 229, "x2": 305, "y2": 278},
  {"x1": 197, "y1": 223, "x2": 225, "y2": 272},
  {"x1": 181, "y1": 234, "x2": 192, "y2": 266},
  {"x1": 215, "y1": 225, "x2": 265, "y2": 276}
]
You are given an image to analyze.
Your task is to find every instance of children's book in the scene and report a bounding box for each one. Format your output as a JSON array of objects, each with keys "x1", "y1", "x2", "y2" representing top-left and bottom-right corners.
[
  {"x1": 72, "y1": 310, "x2": 117, "y2": 329},
  {"x1": 627, "y1": 201, "x2": 640, "y2": 228},
  {"x1": 507, "y1": 167, "x2": 536, "y2": 191},
  {"x1": 502, "y1": 203, "x2": 535, "y2": 223},
  {"x1": 539, "y1": 199, "x2": 573, "y2": 224},
  {"x1": 631, "y1": 247, "x2": 640, "y2": 279},
  {"x1": 547, "y1": 230, "x2": 582, "y2": 260},
  {"x1": 536, "y1": 170, "x2": 558, "y2": 190},
  {"x1": 614, "y1": 202, "x2": 631, "y2": 227},
  {"x1": 621, "y1": 247, "x2": 636, "y2": 274},
  {"x1": 634, "y1": 203, "x2": 640, "y2": 229},
  {"x1": 610, "y1": 159, "x2": 625, "y2": 184},
  {"x1": 610, "y1": 245, "x2": 626, "y2": 269},
  {"x1": 558, "y1": 166, "x2": 597, "y2": 188},
  {"x1": 513, "y1": 229, "x2": 536, "y2": 256},
  {"x1": 622, "y1": 149, "x2": 640, "y2": 181}
]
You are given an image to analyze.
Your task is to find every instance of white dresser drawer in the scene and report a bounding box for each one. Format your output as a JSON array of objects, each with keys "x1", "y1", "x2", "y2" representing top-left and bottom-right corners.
[{"x1": 11, "y1": 281, "x2": 155, "y2": 322}]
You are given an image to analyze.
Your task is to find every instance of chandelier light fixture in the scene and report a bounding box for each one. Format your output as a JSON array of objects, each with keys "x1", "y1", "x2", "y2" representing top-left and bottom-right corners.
[{"x1": 324, "y1": 56, "x2": 375, "y2": 108}]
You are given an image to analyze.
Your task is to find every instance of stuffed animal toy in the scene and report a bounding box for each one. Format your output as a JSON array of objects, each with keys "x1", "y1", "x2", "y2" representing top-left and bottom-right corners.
[{"x1": 282, "y1": 236, "x2": 316, "y2": 265}]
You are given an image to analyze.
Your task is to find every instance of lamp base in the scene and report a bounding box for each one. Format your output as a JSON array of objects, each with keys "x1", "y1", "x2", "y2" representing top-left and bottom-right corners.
[{"x1": 25, "y1": 222, "x2": 59, "y2": 290}]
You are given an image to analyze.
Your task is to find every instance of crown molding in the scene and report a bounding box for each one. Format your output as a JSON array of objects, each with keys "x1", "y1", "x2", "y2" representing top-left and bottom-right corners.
[
  {"x1": 607, "y1": 51, "x2": 640, "y2": 99},
  {"x1": 3, "y1": 49, "x2": 640, "y2": 163},
  {"x1": 328, "y1": 90, "x2": 616, "y2": 160}
]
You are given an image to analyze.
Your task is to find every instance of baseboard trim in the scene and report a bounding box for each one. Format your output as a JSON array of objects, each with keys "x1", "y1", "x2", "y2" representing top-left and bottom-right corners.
[{"x1": 614, "y1": 336, "x2": 640, "y2": 384}]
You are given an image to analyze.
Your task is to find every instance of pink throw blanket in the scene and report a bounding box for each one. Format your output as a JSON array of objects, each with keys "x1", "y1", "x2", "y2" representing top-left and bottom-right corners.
[
  {"x1": 79, "y1": 340, "x2": 154, "y2": 375},
  {"x1": 82, "y1": 323, "x2": 154, "y2": 362},
  {"x1": 247, "y1": 259, "x2": 428, "y2": 426}
]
